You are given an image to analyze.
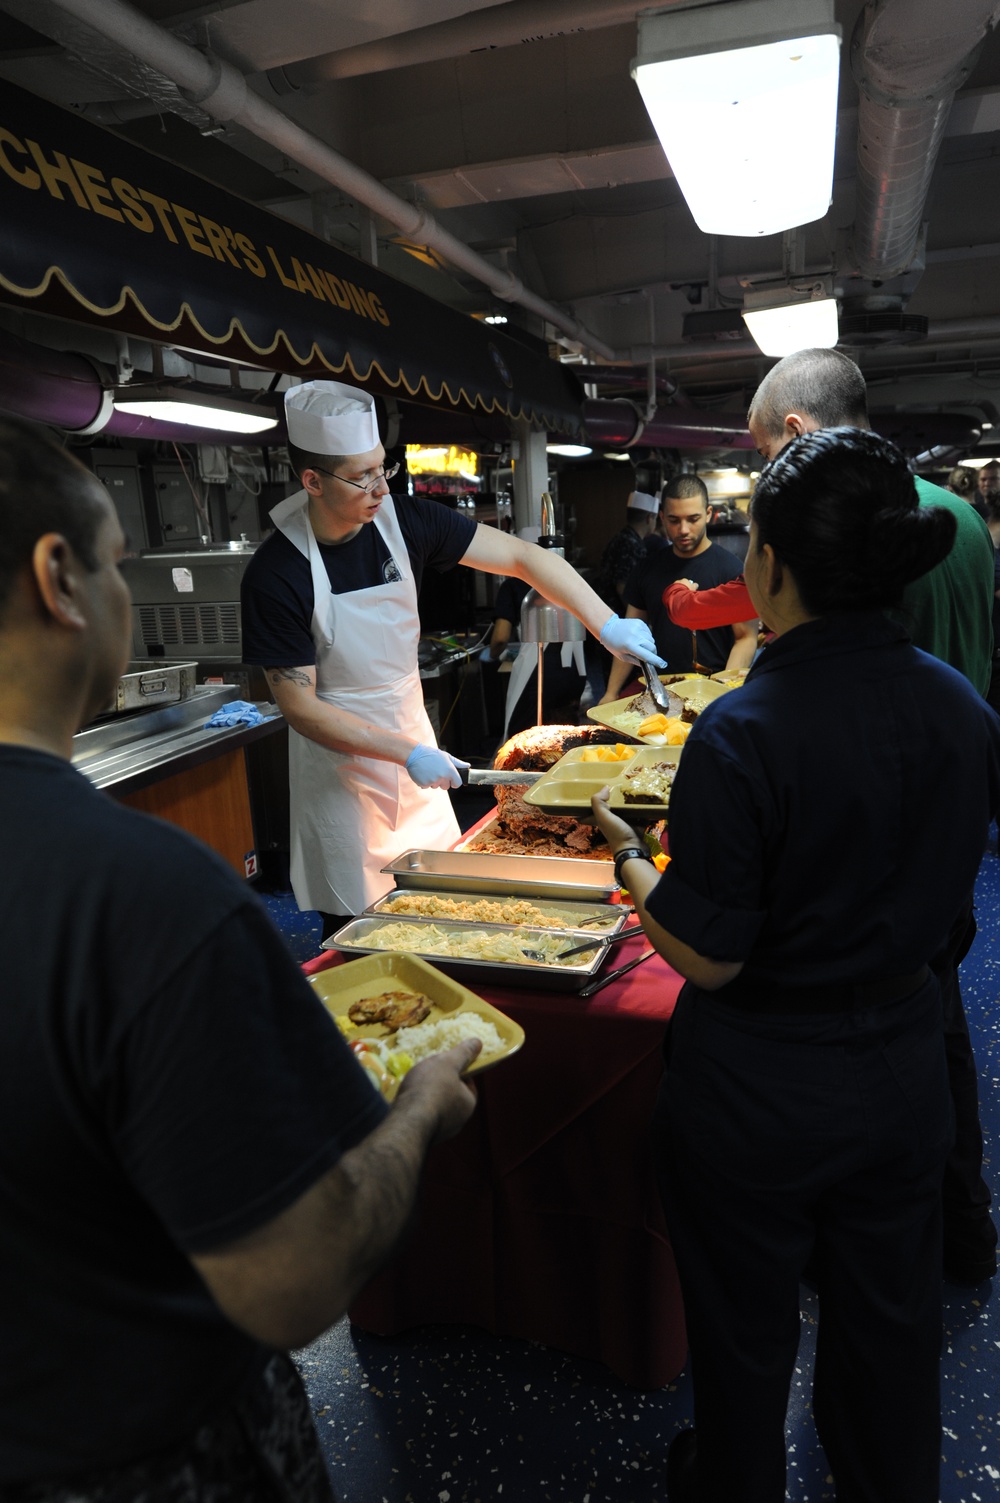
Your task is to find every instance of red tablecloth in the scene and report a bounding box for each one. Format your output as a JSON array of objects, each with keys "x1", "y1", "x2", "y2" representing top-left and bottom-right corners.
[{"x1": 303, "y1": 928, "x2": 688, "y2": 1389}]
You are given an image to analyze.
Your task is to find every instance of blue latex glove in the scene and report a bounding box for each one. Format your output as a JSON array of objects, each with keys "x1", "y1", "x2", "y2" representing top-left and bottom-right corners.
[
  {"x1": 204, "y1": 699, "x2": 267, "y2": 728},
  {"x1": 599, "y1": 615, "x2": 667, "y2": 668},
  {"x1": 479, "y1": 645, "x2": 496, "y2": 664},
  {"x1": 405, "y1": 744, "x2": 469, "y2": 790}
]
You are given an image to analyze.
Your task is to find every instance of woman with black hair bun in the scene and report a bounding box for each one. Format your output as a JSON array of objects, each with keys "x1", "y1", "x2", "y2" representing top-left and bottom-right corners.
[{"x1": 592, "y1": 427, "x2": 1000, "y2": 1503}]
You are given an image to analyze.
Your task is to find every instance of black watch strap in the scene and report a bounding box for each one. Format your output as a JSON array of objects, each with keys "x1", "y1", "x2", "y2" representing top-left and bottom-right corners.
[{"x1": 614, "y1": 845, "x2": 652, "y2": 886}]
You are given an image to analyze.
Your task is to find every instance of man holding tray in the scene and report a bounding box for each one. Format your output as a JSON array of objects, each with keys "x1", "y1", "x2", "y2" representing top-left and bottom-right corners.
[{"x1": 0, "y1": 415, "x2": 483, "y2": 1501}]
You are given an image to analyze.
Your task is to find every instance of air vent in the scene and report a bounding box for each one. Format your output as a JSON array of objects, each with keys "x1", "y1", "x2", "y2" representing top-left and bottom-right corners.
[
  {"x1": 837, "y1": 312, "x2": 928, "y2": 346},
  {"x1": 134, "y1": 602, "x2": 241, "y2": 653}
]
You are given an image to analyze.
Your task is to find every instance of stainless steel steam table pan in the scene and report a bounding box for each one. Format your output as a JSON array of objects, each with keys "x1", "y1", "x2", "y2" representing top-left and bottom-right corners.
[
  {"x1": 325, "y1": 914, "x2": 610, "y2": 992},
  {"x1": 382, "y1": 848, "x2": 617, "y2": 904}
]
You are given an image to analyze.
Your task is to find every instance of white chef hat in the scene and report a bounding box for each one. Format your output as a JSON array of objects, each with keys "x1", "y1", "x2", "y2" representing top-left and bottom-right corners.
[
  {"x1": 628, "y1": 490, "x2": 659, "y2": 515},
  {"x1": 284, "y1": 380, "x2": 380, "y2": 456}
]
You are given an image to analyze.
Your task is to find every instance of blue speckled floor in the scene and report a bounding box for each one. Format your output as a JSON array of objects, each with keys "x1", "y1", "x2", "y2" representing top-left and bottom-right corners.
[{"x1": 260, "y1": 816, "x2": 999, "y2": 1503}]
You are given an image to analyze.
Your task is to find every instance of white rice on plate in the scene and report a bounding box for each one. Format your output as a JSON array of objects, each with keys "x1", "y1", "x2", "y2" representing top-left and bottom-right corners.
[{"x1": 395, "y1": 1012, "x2": 504, "y2": 1061}]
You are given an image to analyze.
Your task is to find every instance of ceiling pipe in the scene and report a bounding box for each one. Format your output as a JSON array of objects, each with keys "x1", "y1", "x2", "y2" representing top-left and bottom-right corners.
[
  {"x1": 572, "y1": 366, "x2": 681, "y2": 398},
  {"x1": 0, "y1": 328, "x2": 752, "y2": 449},
  {"x1": 0, "y1": 331, "x2": 284, "y2": 445},
  {"x1": 38, "y1": 0, "x2": 619, "y2": 361},
  {"x1": 2, "y1": 329, "x2": 987, "y2": 455},
  {"x1": 851, "y1": 0, "x2": 999, "y2": 281},
  {"x1": 582, "y1": 399, "x2": 755, "y2": 450}
]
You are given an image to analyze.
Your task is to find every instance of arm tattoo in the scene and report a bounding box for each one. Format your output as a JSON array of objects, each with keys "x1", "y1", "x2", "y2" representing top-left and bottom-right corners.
[{"x1": 266, "y1": 666, "x2": 312, "y2": 687}]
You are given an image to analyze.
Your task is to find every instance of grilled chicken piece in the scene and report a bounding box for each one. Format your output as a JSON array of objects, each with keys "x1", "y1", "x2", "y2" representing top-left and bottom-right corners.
[
  {"x1": 383, "y1": 996, "x2": 433, "y2": 1031},
  {"x1": 347, "y1": 991, "x2": 432, "y2": 1031}
]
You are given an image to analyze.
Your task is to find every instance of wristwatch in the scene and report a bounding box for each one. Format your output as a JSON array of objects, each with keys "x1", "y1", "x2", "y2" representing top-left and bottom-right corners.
[{"x1": 613, "y1": 844, "x2": 654, "y2": 887}]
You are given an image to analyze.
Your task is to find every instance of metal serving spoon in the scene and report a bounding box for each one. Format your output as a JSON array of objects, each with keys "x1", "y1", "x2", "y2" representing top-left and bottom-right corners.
[{"x1": 521, "y1": 925, "x2": 638, "y2": 965}]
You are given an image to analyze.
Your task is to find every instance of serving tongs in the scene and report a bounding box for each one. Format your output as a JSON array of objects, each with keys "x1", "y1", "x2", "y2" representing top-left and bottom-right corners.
[
  {"x1": 636, "y1": 658, "x2": 683, "y2": 720},
  {"x1": 578, "y1": 944, "x2": 657, "y2": 997}
]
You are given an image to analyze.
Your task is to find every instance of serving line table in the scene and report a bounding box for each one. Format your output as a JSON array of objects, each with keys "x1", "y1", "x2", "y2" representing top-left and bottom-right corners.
[
  {"x1": 72, "y1": 685, "x2": 285, "y2": 878},
  {"x1": 303, "y1": 929, "x2": 688, "y2": 1389}
]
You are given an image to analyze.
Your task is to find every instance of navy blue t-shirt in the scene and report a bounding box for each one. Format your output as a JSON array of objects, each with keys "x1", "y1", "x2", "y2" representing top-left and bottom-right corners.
[
  {"x1": 624, "y1": 542, "x2": 748, "y2": 673},
  {"x1": 647, "y1": 612, "x2": 1000, "y2": 987},
  {"x1": 0, "y1": 748, "x2": 387, "y2": 1480},
  {"x1": 241, "y1": 493, "x2": 477, "y2": 667}
]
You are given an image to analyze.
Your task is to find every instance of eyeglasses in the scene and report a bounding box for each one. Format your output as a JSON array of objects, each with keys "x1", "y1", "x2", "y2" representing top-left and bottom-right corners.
[{"x1": 312, "y1": 461, "x2": 400, "y2": 494}]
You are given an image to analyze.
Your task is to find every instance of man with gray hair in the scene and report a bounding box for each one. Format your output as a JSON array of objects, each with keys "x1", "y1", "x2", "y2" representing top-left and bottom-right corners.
[
  {"x1": 749, "y1": 348, "x2": 994, "y2": 693},
  {"x1": 746, "y1": 347, "x2": 997, "y2": 1285}
]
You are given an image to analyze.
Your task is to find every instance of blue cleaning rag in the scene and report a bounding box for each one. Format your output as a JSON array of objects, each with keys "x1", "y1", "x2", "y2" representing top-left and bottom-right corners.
[{"x1": 204, "y1": 700, "x2": 267, "y2": 728}]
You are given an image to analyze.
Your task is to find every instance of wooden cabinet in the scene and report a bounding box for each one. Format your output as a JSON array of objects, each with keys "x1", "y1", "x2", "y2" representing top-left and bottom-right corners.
[{"x1": 117, "y1": 747, "x2": 256, "y2": 878}]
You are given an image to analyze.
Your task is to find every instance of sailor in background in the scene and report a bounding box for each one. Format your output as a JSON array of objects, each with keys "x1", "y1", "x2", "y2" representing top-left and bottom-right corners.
[{"x1": 241, "y1": 380, "x2": 663, "y2": 936}]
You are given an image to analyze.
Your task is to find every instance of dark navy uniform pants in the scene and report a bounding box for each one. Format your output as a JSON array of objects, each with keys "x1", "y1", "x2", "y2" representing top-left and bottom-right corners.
[
  {"x1": 939, "y1": 904, "x2": 997, "y2": 1267},
  {"x1": 654, "y1": 978, "x2": 951, "y2": 1503}
]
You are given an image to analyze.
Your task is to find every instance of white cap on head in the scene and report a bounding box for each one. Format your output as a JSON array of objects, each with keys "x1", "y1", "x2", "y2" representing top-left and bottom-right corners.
[
  {"x1": 628, "y1": 490, "x2": 658, "y2": 515},
  {"x1": 284, "y1": 380, "x2": 380, "y2": 456}
]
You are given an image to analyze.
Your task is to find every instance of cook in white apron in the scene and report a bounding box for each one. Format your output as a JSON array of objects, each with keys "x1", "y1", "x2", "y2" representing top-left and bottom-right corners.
[
  {"x1": 502, "y1": 638, "x2": 587, "y2": 742},
  {"x1": 269, "y1": 488, "x2": 460, "y2": 915}
]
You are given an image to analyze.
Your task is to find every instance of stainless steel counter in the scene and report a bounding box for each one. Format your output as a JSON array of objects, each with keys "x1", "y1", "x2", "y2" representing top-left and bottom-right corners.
[{"x1": 72, "y1": 684, "x2": 284, "y2": 795}]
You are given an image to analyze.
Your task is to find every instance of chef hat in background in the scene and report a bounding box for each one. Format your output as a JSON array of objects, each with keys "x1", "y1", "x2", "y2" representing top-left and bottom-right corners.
[
  {"x1": 517, "y1": 524, "x2": 542, "y2": 543},
  {"x1": 284, "y1": 380, "x2": 380, "y2": 455},
  {"x1": 628, "y1": 491, "x2": 659, "y2": 515}
]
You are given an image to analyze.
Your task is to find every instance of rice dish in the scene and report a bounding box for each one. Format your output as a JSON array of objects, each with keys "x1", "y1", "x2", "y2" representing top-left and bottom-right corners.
[
  {"x1": 379, "y1": 892, "x2": 618, "y2": 929},
  {"x1": 395, "y1": 1012, "x2": 504, "y2": 1061}
]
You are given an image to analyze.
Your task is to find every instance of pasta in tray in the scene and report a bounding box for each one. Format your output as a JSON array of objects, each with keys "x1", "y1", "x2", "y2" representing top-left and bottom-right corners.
[{"x1": 356, "y1": 921, "x2": 598, "y2": 967}]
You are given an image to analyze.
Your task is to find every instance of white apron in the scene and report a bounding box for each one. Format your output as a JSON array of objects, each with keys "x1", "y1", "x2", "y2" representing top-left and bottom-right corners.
[
  {"x1": 270, "y1": 489, "x2": 460, "y2": 914},
  {"x1": 503, "y1": 638, "x2": 587, "y2": 742}
]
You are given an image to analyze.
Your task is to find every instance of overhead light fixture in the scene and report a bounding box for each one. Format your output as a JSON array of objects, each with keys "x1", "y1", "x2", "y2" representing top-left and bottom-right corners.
[
  {"x1": 113, "y1": 385, "x2": 279, "y2": 435},
  {"x1": 632, "y1": 0, "x2": 841, "y2": 237},
  {"x1": 483, "y1": 314, "x2": 508, "y2": 325},
  {"x1": 546, "y1": 444, "x2": 592, "y2": 458},
  {"x1": 741, "y1": 281, "x2": 839, "y2": 357},
  {"x1": 602, "y1": 452, "x2": 633, "y2": 461}
]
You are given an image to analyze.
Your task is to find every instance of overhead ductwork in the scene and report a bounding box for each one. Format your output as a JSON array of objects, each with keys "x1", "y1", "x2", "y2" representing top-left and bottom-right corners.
[
  {"x1": 851, "y1": 0, "x2": 1000, "y2": 281},
  {"x1": 0, "y1": 328, "x2": 986, "y2": 456},
  {"x1": 13, "y1": 0, "x2": 620, "y2": 361},
  {"x1": 0, "y1": 331, "x2": 284, "y2": 445},
  {"x1": 581, "y1": 399, "x2": 754, "y2": 450}
]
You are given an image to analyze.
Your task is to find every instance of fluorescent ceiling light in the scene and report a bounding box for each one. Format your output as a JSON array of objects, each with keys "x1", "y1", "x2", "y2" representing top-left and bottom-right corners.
[
  {"x1": 114, "y1": 386, "x2": 278, "y2": 435},
  {"x1": 632, "y1": 0, "x2": 841, "y2": 237},
  {"x1": 483, "y1": 314, "x2": 508, "y2": 325},
  {"x1": 602, "y1": 452, "x2": 633, "y2": 461},
  {"x1": 958, "y1": 458, "x2": 994, "y2": 468},
  {"x1": 546, "y1": 444, "x2": 592, "y2": 457},
  {"x1": 742, "y1": 285, "x2": 840, "y2": 357}
]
